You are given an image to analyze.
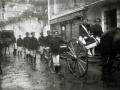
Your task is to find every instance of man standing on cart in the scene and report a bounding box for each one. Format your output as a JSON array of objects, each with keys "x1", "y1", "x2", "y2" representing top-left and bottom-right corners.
[
  {"x1": 23, "y1": 32, "x2": 30, "y2": 64},
  {"x1": 29, "y1": 32, "x2": 39, "y2": 65},
  {"x1": 50, "y1": 30, "x2": 67, "y2": 74}
]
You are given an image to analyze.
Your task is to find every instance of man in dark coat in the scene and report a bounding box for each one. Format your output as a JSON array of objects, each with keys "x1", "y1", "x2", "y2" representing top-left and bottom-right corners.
[
  {"x1": 23, "y1": 32, "x2": 30, "y2": 63},
  {"x1": 50, "y1": 30, "x2": 67, "y2": 74},
  {"x1": 12, "y1": 35, "x2": 17, "y2": 55},
  {"x1": 29, "y1": 32, "x2": 39, "y2": 64},
  {"x1": 79, "y1": 19, "x2": 95, "y2": 44},
  {"x1": 91, "y1": 18, "x2": 103, "y2": 38},
  {"x1": 17, "y1": 35, "x2": 23, "y2": 56},
  {"x1": 38, "y1": 32, "x2": 45, "y2": 58},
  {"x1": 45, "y1": 31, "x2": 53, "y2": 47},
  {"x1": 79, "y1": 19, "x2": 97, "y2": 55}
]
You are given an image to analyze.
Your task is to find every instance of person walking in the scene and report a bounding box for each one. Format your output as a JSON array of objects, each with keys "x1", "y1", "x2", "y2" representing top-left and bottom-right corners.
[
  {"x1": 23, "y1": 32, "x2": 30, "y2": 64},
  {"x1": 17, "y1": 35, "x2": 23, "y2": 56},
  {"x1": 50, "y1": 30, "x2": 67, "y2": 74},
  {"x1": 12, "y1": 35, "x2": 17, "y2": 55},
  {"x1": 38, "y1": 32, "x2": 45, "y2": 62},
  {"x1": 29, "y1": 32, "x2": 39, "y2": 65},
  {"x1": 45, "y1": 31, "x2": 53, "y2": 47}
]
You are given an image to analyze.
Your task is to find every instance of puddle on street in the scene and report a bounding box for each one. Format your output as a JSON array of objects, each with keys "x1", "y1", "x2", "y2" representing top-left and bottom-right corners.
[{"x1": 0, "y1": 51, "x2": 120, "y2": 90}]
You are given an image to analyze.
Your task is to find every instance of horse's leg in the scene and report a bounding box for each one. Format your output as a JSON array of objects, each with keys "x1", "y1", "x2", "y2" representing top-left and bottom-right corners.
[
  {"x1": 108, "y1": 51, "x2": 116, "y2": 73},
  {"x1": 4, "y1": 47, "x2": 7, "y2": 62},
  {"x1": 102, "y1": 55, "x2": 108, "y2": 81}
]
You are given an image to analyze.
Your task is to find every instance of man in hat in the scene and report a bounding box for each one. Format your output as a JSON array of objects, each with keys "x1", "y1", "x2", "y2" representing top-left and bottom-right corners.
[
  {"x1": 29, "y1": 32, "x2": 39, "y2": 65},
  {"x1": 38, "y1": 32, "x2": 45, "y2": 62},
  {"x1": 12, "y1": 34, "x2": 17, "y2": 55},
  {"x1": 17, "y1": 35, "x2": 23, "y2": 56},
  {"x1": 50, "y1": 30, "x2": 67, "y2": 74},
  {"x1": 23, "y1": 32, "x2": 30, "y2": 63},
  {"x1": 79, "y1": 18, "x2": 92, "y2": 43},
  {"x1": 79, "y1": 18, "x2": 97, "y2": 55},
  {"x1": 45, "y1": 30, "x2": 53, "y2": 47},
  {"x1": 91, "y1": 18, "x2": 103, "y2": 39},
  {"x1": 89, "y1": 18, "x2": 103, "y2": 55}
]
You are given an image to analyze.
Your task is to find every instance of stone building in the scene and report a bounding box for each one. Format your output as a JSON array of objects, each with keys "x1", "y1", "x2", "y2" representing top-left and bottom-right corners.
[{"x1": 48, "y1": 0, "x2": 120, "y2": 41}]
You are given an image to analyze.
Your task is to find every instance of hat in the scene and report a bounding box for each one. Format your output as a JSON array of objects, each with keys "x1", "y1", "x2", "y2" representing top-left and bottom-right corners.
[
  {"x1": 53, "y1": 30, "x2": 59, "y2": 34},
  {"x1": 31, "y1": 32, "x2": 35, "y2": 35},
  {"x1": 95, "y1": 18, "x2": 101, "y2": 22},
  {"x1": 47, "y1": 30, "x2": 51, "y2": 33},
  {"x1": 25, "y1": 32, "x2": 29, "y2": 35},
  {"x1": 83, "y1": 18, "x2": 88, "y2": 21}
]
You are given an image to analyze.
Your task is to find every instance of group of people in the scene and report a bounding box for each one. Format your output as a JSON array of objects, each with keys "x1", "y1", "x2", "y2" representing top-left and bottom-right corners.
[
  {"x1": 13, "y1": 18, "x2": 103, "y2": 75},
  {"x1": 15, "y1": 30, "x2": 66, "y2": 74},
  {"x1": 79, "y1": 18, "x2": 103, "y2": 55},
  {"x1": 16, "y1": 32, "x2": 39, "y2": 65}
]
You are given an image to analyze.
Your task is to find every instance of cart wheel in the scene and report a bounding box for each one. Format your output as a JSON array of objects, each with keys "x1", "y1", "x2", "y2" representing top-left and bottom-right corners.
[{"x1": 66, "y1": 37, "x2": 88, "y2": 78}]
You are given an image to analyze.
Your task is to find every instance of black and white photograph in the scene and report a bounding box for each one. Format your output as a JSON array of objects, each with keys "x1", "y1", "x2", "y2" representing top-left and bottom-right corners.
[{"x1": 0, "y1": 0, "x2": 120, "y2": 90}]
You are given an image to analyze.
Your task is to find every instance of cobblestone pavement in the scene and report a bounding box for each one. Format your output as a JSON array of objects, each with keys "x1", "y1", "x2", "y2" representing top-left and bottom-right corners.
[{"x1": 0, "y1": 48, "x2": 120, "y2": 90}]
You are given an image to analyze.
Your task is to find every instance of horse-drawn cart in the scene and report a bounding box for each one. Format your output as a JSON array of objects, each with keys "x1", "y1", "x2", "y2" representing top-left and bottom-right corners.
[{"x1": 65, "y1": 26, "x2": 120, "y2": 79}]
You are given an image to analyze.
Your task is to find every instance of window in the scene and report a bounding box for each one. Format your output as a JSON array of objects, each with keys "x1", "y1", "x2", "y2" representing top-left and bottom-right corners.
[
  {"x1": 70, "y1": 0, "x2": 77, "y2": 7},
  {"x1": 73, "y1": 0, "x2": 77, "y2": 6}
]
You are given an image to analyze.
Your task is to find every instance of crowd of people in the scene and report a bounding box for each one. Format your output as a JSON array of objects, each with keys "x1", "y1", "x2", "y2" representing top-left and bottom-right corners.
[
  {"x1": 13, "y1": 30, "x2": 66, "y2": 74},
  {"x1": 11, "y1": 18, "x2": 103, "y2": 75}
]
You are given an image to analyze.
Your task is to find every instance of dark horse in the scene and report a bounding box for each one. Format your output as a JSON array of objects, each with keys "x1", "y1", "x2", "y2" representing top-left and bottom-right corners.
[{"x1": 98, "y1": 28, "x2": 120, "y2": 81}]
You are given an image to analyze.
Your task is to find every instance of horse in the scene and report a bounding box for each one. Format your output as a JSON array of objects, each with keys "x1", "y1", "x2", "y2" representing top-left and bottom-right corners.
[{"x1": 98, "y1": 28, "x2": 120, "y2": 81}]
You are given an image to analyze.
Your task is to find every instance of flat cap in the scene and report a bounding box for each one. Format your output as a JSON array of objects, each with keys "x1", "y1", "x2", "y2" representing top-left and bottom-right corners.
[
  {"x1": 31, "y1": 32, "x2": 35, "y2": 35},
  {"x1": 25, "y1": 32, "x2": 29, "y2": 35}
]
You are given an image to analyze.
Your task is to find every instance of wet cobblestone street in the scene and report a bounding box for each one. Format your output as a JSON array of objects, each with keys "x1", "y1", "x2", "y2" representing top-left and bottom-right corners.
[{"x1": 0, "y1": 47, "x2": 120, "y2": 90}]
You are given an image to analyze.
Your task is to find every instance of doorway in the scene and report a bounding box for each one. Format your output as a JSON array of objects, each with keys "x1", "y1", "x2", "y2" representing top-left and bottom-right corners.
[{"x1": 105, "y1": 9, "x2": 117, "y2": 30}]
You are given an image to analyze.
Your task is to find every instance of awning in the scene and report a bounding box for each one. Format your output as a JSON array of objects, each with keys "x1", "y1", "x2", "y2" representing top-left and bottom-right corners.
[{"x1": 50, "y1": 10, "x2": 86, "y2": 24}]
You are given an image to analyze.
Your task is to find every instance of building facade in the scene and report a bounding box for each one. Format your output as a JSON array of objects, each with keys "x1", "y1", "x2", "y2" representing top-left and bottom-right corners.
[
  {"x1": 0, "y1": 0, "x2": 2, "y2": 19},
  {"x1": 48, "y1": 0, "x2": 120, "y2": 41}
]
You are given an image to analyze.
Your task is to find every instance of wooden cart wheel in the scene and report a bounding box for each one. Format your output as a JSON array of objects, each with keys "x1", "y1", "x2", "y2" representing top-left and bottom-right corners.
[{"x1": 66, "y1": 37, "x2": 88, "y2": 78}]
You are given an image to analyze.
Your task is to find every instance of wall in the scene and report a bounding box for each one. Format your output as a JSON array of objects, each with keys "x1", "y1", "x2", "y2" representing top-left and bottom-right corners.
[
  {"x1": 0, "y1": 0, "x2": 2, "y2": 19},
  {"x1": 49, "y1": 0, "x2": 102, "y2": 20},
  {"x1": 49, "y1": 0, "x2": 120, "y2": 40}
]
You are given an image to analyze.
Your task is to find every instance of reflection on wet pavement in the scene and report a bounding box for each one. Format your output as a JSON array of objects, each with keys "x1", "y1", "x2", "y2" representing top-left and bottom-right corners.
[{"x1": 0, "y1": 48, "x2": 120, "y2": 90}]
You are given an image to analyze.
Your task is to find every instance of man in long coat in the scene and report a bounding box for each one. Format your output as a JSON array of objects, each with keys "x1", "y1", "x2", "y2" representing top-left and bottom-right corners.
[
  {"x1": 23, "y1": 32, "x2": 30, "y2": 63},
  {"x1": 29, "y1": 32, "x2": 39, "y2": 65},
  {"x1": 17, "y1": 35, "x2": 23, "y2": 56}
]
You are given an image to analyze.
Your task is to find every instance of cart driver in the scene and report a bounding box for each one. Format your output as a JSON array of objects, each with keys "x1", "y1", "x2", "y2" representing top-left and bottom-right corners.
[{"x1": 79, "y1": 19, "x2": 97, "y2": 55}]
